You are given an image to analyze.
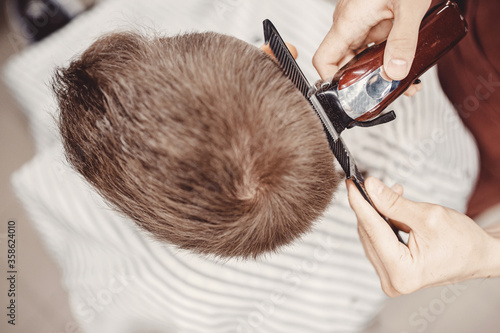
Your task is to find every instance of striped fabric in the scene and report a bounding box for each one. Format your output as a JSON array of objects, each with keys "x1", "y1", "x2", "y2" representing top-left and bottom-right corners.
[{"x1": 6, "y1": 0, "x2": 479, "y2": 332}]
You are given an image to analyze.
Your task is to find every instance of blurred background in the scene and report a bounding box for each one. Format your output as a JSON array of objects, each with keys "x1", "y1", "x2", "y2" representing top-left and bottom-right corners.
[{"x1": 0, "y1": 0, "x2": 81, "y2": 331}]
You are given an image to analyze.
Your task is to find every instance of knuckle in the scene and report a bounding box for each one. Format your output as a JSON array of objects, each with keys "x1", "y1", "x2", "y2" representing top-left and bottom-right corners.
[
  {"x1": 381, "y1": 280, "x2": 400, "y2": 298},
  {"x1": 386, "y1": 37, "x2": 417, "y2": 58},
  {"x1": 386, "y1": 264, "x2": 421, "y2": 295},
  {"x1": 358, "y1": 217, "x2": 379, "y2": 240},
  {"x1": 381, "y1": 284, "x2": 396, "y2": 297},
  {"x1": 384, "y1": 289, "x2": 399, "y2": 298},
  {"x1": 388, "y1": 36, "x2": 416, "y2": 48},
  {"x1": 312, "y1": 53, "x2": 321, "y2": 69},
  {"x1": 424, "y1": 204, "x2": 449, "y2": 229},
  {"x1": 390, "y1": 275, "x2": 416, "y2": 295},
  {"x1": 357, "y1": 225, "x2": 364, "y2": 235},
  {"x1": 384, "y1": 190, "x2": 403, "y2": 212}
]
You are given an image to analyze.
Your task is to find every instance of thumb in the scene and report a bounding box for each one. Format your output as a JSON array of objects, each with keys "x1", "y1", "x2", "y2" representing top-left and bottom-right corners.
[
  {"x1": 365, "y1": 177, "x2": 426, "y2": 229},
  {"x1": 383, "y1": 0, "x2": 430, "y2": 80}
]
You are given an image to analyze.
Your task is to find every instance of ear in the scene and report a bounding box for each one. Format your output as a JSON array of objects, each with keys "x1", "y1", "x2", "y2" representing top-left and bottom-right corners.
[{"x1": 260, "y1": 42, "x2": 298, "y2": 60}]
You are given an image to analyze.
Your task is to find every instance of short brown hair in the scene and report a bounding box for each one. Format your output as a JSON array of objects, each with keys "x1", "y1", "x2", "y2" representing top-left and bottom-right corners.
[{"x1": 53, "y1": 31, "x2": 339, "y2": 258}]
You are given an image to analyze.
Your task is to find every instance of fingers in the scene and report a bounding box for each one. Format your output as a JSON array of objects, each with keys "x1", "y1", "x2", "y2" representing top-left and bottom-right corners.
[
  {"x1": 285, "y1": 42, "x2": 298, "y2": 60},
  {"x1": 260, "y1": 42, "x2": 298, "y2": 60},
  {"x1": 388, "y1": 183, "x2": 412, "y2": 233},
  {"x1": 315, "y1": 0, "x2": 431, "y2": 81},
  {"x1": 313, "y1": 28, "x2": 350, "y2": 80},
  {"x1": 391, "y1": 183, "x2": 404, "y2": 196},
  {"x1": 403, "y1": 82, "x2": 422, "y2": 97},
  {"x1": 364, "y1": 177, "x2": 428, "y2": 229},
  {"x1": 362, "y1": 19, "x2": 393, "y2": 47},
  {"x1": 357, "y1": 225, "x2": 401, "y2": 297},
  {"x1": 383, "y1": 0, "x2": 431, "y2": 80},
  {"x1": 347, "y1": 180, "x2": 402, "y2": 254},
  {"x1": 347, "y1": 180, "x2": 406, "y2": 296}
]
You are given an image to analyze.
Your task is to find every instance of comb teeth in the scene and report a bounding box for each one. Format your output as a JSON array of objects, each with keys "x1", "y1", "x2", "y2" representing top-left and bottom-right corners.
[
  {"x1": 353, "y1": 164, "x2": 365, "y2": 183},
  {"x1": 330, "y1": 138, "x2": 350, "y2": 177},
  {"x1": 263, "y1": 20, "x2": 311, "y2": 98},
  {"x1": 263, "y1": 20, "x2": 351, "y2": 176}
]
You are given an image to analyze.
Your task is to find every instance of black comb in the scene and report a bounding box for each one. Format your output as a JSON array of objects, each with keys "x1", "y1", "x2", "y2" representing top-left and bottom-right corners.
[
  {"x1": 263, "y1": 19, "x2": 310, "y2": 98},
  {"x1": 263, "y1": 19, "x2": 359, "y2": 181},
  {"x1": 263, "y1": 19, "x2": 404, "y2": 243}
]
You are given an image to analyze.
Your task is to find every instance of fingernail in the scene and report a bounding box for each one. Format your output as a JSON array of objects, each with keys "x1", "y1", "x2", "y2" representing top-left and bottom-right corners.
[
  {"x1": 387, "y1": 58, "x2": 408, "y2": 80},
  {"x1": 413, "y1": 78, "x2": 421, "y2": 85}
]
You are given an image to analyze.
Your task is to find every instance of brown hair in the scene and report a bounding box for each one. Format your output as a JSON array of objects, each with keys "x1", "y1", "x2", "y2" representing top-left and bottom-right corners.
[{"x1": 53, "y1": 31, "x2": 339, "y2": 258}]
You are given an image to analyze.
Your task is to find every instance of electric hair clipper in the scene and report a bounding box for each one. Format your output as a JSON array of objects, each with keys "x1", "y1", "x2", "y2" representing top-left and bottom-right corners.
[{"x1": 263, "y1": 1, "x2": 467, "y2": 242}]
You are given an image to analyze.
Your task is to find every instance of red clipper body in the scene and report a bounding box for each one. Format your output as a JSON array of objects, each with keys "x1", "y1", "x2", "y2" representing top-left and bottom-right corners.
[{"x1": 312, "y1": 1, "x2": 468, "y2": 134}]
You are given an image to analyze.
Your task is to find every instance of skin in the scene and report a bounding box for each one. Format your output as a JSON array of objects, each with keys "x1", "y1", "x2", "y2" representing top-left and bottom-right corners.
[
  {"x1": 347, "y1": 177, "x2": 500, "y2": 297},
  {"x1": 313, "y1": 0, "x2": 431, "y2": 96},
  {"x1": 260, "y1": 43, "x2": 298, "y2": 60}
]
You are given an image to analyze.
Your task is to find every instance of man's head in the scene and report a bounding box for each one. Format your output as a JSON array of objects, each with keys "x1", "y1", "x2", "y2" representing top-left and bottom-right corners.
[{"x1": 53, "y1": 31, "x2": 339, "y2": 258}]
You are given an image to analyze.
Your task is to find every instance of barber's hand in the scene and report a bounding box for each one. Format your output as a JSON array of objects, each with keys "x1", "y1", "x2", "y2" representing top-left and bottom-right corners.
[
  {"x1": 313, "y1": 0, "x2": 431, "y2": 96},
  {"x1": 347, "y1": 177, "x2": 500, "y2": 297}
]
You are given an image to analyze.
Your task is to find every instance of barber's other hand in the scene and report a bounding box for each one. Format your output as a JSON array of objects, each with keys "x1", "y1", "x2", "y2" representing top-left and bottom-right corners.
[
  {"x1": 313, "y1": 0, "x2": 431, "y2": 81},
  {"x1": 347, "y1": 177, "x2": 500, "y2": 297}
]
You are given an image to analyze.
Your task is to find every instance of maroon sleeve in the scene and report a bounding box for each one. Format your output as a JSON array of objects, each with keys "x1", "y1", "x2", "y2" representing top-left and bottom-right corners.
[{"x1": 437, "y1": 0, "x2": 500, "y2": 217}]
